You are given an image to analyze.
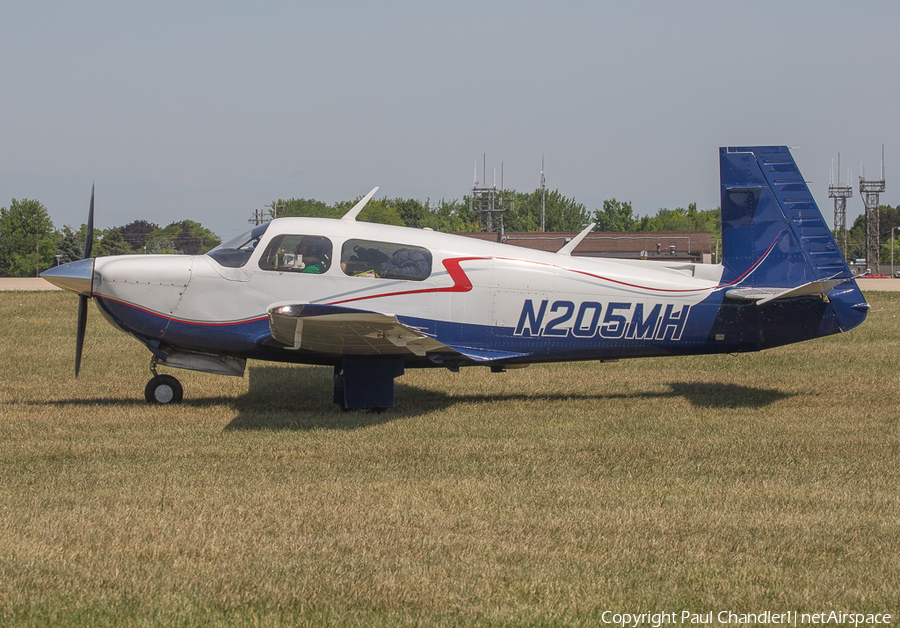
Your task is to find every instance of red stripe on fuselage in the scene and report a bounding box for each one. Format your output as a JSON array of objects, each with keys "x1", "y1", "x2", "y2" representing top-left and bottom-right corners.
[
  {"x1": 326, "y1": 256, "x2": 485, "y2": 306},
  {"x1": 95, "y1": 295, "x2": 268, "y2": 326},
  {"x1": 328, "y1": 241, "x2": 779, "y2": 308}
]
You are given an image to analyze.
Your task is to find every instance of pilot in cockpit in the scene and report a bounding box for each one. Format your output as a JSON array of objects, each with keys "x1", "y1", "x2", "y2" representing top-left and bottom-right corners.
[{"x1": 295, "y1": 238, "x2": 327, "y2": 274}]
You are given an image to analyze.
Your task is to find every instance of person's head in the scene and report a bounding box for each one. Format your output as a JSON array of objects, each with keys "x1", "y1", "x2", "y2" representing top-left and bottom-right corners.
[{"x1": 298, "y1": 239, "x2": 323, "y2": 263}]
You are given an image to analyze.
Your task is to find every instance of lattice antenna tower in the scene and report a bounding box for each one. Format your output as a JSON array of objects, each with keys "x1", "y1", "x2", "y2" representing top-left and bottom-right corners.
[
  {"x1": 828, "y1": 153, "x2": 853, "y2": 260},
  {"x1": 470, "y1": 154, "x2": 506, "y2": 232},
  {"x1": 860, "y1": 145, "x2": 886, "y2": 272}
]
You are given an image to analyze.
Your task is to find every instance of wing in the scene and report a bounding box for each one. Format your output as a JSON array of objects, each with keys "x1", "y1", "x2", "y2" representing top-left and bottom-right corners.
[{"x1": 267, "y1": 303, "x2": 528, "y2": 362}]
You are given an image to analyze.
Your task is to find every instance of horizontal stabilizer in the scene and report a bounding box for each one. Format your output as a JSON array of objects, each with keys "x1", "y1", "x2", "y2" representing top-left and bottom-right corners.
[{"x1": 725, "y1": 278, "x2": 849, "y2": 305}]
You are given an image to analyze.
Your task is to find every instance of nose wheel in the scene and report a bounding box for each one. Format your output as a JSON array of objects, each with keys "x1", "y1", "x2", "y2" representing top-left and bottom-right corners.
[
  {"x1": 145, "y1": 374, "x2": 183, "y2": 404},
  {"x1": 145, "y1": 358, "x2": 183, "y2": 404}
]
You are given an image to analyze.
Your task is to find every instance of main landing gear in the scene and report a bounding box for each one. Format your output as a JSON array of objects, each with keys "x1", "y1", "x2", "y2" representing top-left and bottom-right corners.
[{"x1": 145, "y1": 358, "x2": 183, "y2": 404}]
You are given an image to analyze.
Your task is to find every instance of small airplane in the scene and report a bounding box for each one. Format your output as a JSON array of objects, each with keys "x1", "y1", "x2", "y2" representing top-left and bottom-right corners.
[{"x1": 42, "y1": 146, "x2": 869, "y2": 409}]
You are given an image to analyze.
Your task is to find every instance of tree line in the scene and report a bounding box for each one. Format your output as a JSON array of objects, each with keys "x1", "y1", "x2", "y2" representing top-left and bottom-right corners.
[
  {"x1": 0, "y1": 198, "x2": 220, "y2": 277},
  {"x1": 6, "y1": 189, "x2": 896, "y2": 278},
  {"x1": 277, "y1": 191, "x2": 723, "y2": 236},
  {"x1": 0, "y1": 191, "x2": 729, "y2": 278}
]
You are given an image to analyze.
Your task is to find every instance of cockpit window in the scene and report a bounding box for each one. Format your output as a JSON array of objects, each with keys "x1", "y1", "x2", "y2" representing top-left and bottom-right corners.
[
  {"x1": 206, "y1": 223, "x2": 269, "y2": 268},
  {"x1": 258, "y1": 235, "x2": 333, "y2": 274},
  {"x1": 341, "y1": 239, "x2": 432, "y2": 281}
]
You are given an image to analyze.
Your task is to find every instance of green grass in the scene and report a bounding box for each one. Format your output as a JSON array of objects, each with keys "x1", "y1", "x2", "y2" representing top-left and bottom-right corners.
[{"x1": 1, "y1": 292, "x2": 898, "y2": 626}]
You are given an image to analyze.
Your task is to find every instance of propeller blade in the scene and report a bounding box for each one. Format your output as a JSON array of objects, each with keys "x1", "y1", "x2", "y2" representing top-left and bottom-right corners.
[
  {"x1": 84, "y1": 185, "x2": 94, "y2": 259},
  {"x1": 75, "y1": 294, "x2": 88, "y2": 377}
]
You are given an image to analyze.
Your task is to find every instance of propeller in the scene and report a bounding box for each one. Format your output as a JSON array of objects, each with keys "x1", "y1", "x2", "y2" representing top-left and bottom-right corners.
[{"x1": 75, "y1": 186, "x2": 94, "y2": 377}]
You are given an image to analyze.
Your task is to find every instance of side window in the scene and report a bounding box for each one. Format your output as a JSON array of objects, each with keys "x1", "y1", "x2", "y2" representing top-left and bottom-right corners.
[
  {"x1": 341, "y1": 239, "x2": 432, "y2": 281},
  {"x1": 258, "y1": 235, "x2": 333, "y2": 274}
]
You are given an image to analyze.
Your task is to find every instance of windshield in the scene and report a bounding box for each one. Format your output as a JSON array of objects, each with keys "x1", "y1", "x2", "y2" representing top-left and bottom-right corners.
[{"x1": 206, "y1": 223, "x2": 270, "y2": 268}]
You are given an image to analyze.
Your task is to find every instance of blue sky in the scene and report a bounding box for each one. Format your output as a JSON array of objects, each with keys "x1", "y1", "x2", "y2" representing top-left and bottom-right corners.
[{"x1": 2, "y1": 1, "x2": 897, "y2": 240}]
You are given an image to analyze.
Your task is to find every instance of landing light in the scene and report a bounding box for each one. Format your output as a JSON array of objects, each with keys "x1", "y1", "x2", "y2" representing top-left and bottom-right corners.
[{"x1": 278, "y1": 306, "x2": 292, "y2": 314}]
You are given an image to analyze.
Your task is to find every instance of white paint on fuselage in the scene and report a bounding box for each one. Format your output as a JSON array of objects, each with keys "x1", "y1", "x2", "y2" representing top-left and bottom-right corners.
[{"x1": 92, "y1": 218, "x2": 725, "y2": 332}]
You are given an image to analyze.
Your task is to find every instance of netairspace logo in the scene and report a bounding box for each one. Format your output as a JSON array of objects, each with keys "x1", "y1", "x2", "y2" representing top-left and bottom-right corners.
[{"x1": 599, "y1": 610, "x2": 893, "y2": 626}]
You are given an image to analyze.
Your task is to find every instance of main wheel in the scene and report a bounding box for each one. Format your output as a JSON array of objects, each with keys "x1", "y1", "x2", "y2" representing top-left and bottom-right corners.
[{"x1": 144, "y1": 374, "x2": 184, "y2": 404}]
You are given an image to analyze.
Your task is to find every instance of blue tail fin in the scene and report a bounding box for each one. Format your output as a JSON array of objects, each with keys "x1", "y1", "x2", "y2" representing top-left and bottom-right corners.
[
  {"x1": 719, "y1": 146, "x2": 867, "y2": 333},
  {"x1": 720, "y1": 146, "x2": 851, "y2": 285}
]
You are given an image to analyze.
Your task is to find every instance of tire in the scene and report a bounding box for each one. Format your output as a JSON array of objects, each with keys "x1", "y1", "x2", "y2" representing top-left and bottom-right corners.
[{"x1": 144, "y1": 374, "x2": 184, "y2": 404}]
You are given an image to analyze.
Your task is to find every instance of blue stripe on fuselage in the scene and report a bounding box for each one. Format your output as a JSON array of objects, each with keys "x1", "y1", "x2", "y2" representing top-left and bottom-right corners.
[
  {"x1": 95, "y1": 296, "x2": 270, "y2": 355},
  {"x1": 95, "y1": 287, "x2": 851, "y2": 367}
]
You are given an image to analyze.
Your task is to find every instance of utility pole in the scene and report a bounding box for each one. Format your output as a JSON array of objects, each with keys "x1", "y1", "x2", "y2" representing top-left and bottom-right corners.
[
  {"x1": 266, "y1": 201, "x2": 284, "y2": 220},
  {"x1": 540, "y1": 155, "x2": 546, "y2": 232},
  {"x1": 248, "y1": 208, "x2": 267, "y2": 226},
  {"x1": 35, "y1": 218, "x2": 39, "y2": 277}
]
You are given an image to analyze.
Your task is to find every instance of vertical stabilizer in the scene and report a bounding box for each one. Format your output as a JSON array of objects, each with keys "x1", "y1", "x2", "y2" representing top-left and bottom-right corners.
[
  {"x1": 719, "y1": 146, "x2": 867, "y2": 334},
  {"x1": 721, "y1": 146, "x2": 850, "y2": 286}
]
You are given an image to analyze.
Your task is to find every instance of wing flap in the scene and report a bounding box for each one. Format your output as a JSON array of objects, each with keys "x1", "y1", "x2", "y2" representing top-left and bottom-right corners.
[{"x1": 268, "y1": 304, "x2": 447, "y2": 357}]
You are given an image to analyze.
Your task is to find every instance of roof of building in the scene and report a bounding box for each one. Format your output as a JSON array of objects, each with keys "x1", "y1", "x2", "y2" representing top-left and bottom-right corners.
[{"x1": 454, "y1": 230, "x2": 713, "y2": 261}]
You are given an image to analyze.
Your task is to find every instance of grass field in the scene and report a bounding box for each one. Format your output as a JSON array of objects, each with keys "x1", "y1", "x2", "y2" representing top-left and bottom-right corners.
[{"x1": 1, "y1": 291, "x2": 898, "y2": 626}]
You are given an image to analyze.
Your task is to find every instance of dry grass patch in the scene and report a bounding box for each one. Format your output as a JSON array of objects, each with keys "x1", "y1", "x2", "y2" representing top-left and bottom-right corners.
[{"x1": 1, "y1": 291, "x2": 898, "y2": 626}]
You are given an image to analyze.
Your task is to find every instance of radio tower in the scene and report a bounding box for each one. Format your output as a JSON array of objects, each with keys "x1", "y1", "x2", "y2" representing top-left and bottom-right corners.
[
  {"x1": 828, "y1": 153, "x2": 852, "y2": 261},
  {"x1": 470, "y1": 154, "x2": 506, "y2": 232},
  {"x1": 860, "y1": 145, "x2": 886, "y2": 272}
]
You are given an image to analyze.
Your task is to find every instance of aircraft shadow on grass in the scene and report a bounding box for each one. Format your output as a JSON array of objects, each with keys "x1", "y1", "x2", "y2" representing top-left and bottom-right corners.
[
  {"x1": 221, "y1": 365, "x2": 794, "y2": 432},
  {"x1": 21, "y1": 366, "x2": 791, "y2": 431}
]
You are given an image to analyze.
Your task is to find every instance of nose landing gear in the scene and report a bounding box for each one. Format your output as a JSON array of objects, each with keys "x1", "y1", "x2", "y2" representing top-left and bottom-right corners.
[{"x1": 145, "y1": 358, "x2": 183, "y2": 404}]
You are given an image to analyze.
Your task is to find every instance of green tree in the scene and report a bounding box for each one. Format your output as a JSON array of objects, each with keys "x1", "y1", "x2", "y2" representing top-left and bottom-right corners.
[
  {"x1": 593, "y1": 199, "x2": 638, "y2": 231},
  {"x1": 390, "y1": 198, "x2": 429, "y2": 228},
  {"x1": 333, "y1": 197, "x2": 405, "y2": 226},
  {"x1": 420, "y1": 199, "x2": 479, "y2": 233},
  {"x1": 504, "y1": 189, "x2": 590, "y2": 232},
  {"x1": 144, "y1": 234, "x2": 178, "y2": 254},
  {"x1": 0, "y1": 198, "x2": 56, "y2": 277},
  {"x1": 119, "y1": 220, "x2": 159, "y2": 251},
  {"x1": 155, "y1": 220, "x2": 221, "y2": 255},
  {"x1": 274, "y1": 194, "x2": 480, "y2": 232},
  {"x1": 643, "y1": 207, "x2": 696, "y2": 231},
  {"x1": 55, "y1": 226, "x2": 84, "y2": 264},
  {"x1": 94, "y1": 228, "x2": 131, "y2": 257},
  {"x1": 64, "y1": 224, "x2": 134, "y2": 258},
  {"x1": 280, "y1": 198, "x2": 340, "y2": 219},
  {"x1": 633, "y1": 203, "x2": 721, "y2": 238}
]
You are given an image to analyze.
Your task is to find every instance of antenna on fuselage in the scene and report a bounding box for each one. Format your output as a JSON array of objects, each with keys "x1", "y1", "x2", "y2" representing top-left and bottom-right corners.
[
  {"x1": 557, "y1": 222, "x2": 596, "y2": 256},
  {"x1": 341, "y1": 187, "x2": 380, "y2": 221}
]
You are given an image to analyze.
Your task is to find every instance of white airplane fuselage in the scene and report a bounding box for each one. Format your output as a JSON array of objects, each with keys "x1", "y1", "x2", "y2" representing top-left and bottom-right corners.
[{"x1": 90, "y1": 218, "x2": 727, "y2": 367}]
